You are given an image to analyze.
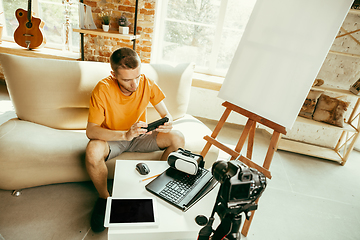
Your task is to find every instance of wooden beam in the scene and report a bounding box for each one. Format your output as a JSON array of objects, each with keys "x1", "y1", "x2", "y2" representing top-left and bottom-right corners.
[
  {"x1": 200, "y1": 107, "x2": 231, "y2": 157},
  {"x1": 328, "y1": 50, "x2": 360, "y2": 59},
  {"x1": 339, "y1": 27, "x2": 360, "y2": 46},
  {"x1": 336, "y1": 28, "x2": 360, "y2": 39},
  {"x1": 232, "y1": 119, "x2": 255, "y2": 159},
  {"x1": 247, "y1": 121, "x2": 256, "y2": 159},
  {"x1": 203, "y1": 135, "x2": 272, "y2": 179},
  {"x1": 222, "y1": 101, "x2": 287, "y2": 135}
]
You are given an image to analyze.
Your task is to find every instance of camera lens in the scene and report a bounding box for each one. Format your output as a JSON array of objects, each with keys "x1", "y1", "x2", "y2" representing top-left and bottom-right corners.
[{"x1": 212, "y1": 160, "x2": 229, "y2": 183}]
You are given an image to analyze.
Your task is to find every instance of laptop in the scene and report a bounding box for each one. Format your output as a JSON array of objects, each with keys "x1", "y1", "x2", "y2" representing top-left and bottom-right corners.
[{"x1": 145, "y1": 166, "x2": 218, "y2": 212}]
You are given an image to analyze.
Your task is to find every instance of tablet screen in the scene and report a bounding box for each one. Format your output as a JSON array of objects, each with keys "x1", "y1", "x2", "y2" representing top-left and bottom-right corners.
[{"x1": 109, "y1": 198, "x2": 156, "y2": 224}]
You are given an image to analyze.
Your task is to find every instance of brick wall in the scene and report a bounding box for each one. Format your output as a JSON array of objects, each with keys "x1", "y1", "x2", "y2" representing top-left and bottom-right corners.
[
  {"x1": 82, "y1": 0, "x2": 156, "y2": 63},
  {"x1": 0, "y1": 0, "x2": 157, "y2": 81}
]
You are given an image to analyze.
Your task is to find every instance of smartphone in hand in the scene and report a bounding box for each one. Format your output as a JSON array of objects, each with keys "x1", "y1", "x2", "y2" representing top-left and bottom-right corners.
[{"x1": 142, "y1": 117, "x2": 169, "y2": 132}]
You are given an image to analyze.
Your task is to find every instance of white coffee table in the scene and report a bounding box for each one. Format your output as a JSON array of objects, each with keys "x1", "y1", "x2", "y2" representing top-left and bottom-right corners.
[{"x1": 107, "y1": 160, "x2": 219, "y2": 240}]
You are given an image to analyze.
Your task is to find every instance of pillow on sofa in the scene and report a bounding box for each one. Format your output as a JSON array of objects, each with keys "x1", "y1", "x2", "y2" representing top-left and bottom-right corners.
[
  {"x1": 141, "y1": 63, "x2": 195, "y2": 122},
  {"x1": 312, "y1": 94, "x2": 350, "y2": 127},
  {"x1": 0, "y1": 53, "x2": 111, "y2": 129}
]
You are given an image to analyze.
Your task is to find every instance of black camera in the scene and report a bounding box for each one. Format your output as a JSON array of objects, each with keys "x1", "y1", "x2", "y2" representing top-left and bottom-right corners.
[
  {"x1": 212, "y1": 159, "x2": 266, "y2": 208},
  {"x1": 197, "y1": 157, "x2": 267, "y2": 240}
]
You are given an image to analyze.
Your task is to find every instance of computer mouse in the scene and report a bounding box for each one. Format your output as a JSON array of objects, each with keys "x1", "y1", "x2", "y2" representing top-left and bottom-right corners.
[{"x1": 136, "y1": 162, "x2": 150, "y2": 175}]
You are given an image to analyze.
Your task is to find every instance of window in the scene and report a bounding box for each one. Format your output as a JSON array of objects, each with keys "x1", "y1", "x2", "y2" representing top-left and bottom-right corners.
[
  {"x1": 0, "y1": 0, "x2": 79, "y2": 51},
  {"x1": 153, "y1": 0, "x2": 257, "y2": 77}
]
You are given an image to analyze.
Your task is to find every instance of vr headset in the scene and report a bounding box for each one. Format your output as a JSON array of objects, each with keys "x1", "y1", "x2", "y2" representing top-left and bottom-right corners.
[{"x1": 167, "y1": 148, "x2": 204, "y2": 175}]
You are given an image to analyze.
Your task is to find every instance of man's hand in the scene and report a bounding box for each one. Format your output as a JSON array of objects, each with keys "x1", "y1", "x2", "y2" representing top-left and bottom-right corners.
[
  {"x1": 126, "y1": 121, "x2": 148, "y2": 140},
  {"x1": 153, "y1": 101, "x2": 173, "y2": 134},
  {"x1": 155, "y1": 119, "x2": 173, "y2": 134}
]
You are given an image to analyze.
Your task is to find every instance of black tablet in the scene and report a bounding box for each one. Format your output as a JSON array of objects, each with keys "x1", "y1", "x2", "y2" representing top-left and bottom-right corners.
[{"x1": 104, "y1": 197, "x2": 159, "y2": 228}]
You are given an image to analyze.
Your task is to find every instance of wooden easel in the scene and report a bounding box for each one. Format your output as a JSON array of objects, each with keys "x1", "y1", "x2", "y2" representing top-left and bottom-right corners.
[{"x1": 200, "y1": 101, "x2": 287, "y2": 237}]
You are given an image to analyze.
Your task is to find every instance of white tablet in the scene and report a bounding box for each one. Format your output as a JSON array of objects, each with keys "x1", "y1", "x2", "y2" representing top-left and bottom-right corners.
[{"x1": 104, "y1": 197, "x2": 159, "y2": 228}]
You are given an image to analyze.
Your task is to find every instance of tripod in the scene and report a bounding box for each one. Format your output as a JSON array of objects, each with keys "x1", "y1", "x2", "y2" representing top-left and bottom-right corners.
[{"x1": 197, "y1": 184, "x2": 258, "y2": 240}]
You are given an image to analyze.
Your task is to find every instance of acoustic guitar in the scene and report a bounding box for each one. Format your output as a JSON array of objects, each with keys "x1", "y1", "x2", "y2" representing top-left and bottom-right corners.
[{"x1": 14, "y1": 0, "x2": 45, "y2": 49}]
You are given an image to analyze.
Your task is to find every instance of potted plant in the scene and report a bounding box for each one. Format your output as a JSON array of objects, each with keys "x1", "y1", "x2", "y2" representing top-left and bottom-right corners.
[
  {"x1": 99, "y1": 11, "x2": 111, "y2": 32},
  {"x1": 118, "y1": 15, "x2": 130, "y2": 34}
]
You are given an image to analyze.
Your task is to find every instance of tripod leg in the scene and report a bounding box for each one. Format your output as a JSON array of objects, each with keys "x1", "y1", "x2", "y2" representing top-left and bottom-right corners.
[
  {"x1": 212, "y1": 215, "x2": 233, "y2": 240},
  {"x1": 226, "y1": 214, "x2": 242, "y2": 240}
]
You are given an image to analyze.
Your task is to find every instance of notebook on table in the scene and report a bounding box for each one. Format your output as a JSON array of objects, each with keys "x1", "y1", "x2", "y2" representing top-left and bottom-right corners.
[{"x1": 145, "y1": 166, "x2": 218, "y2": 212}]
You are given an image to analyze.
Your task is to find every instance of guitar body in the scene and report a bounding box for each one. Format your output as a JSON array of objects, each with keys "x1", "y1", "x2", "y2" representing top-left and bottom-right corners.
[{"x1": 14, "y1": 8, "x2": 45, "y2": 49}]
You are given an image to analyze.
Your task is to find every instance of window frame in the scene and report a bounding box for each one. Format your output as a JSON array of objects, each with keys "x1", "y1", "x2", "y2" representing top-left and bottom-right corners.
[
  {"x1": 152, "y1": 0, "x2": 231, "y2": 77},
  {"x1": 0, "y1": 0, "x2": 78, "y2": 52}
]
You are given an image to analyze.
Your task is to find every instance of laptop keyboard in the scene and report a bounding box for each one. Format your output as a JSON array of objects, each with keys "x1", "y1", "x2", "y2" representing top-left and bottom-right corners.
[{"x1": 158, "y1": 168, "x2": 208, "y2": 204}]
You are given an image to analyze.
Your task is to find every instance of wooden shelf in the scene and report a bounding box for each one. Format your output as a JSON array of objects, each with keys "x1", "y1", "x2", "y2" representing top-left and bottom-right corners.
[
  {"x1": 328, "y1": 50, "x2": 360, "y2": 59},
  {"x1": 312, "y1": 85, "x2": 360, "y2": 98},
  {"x1": 277, "y1": 138, "x2": 342, "y2": 163},
  {"x1": 295, "y1": 116, "x2": 358, "y2": 133},
  {"x1": 73, "y1": 28, "x2": 140, "y2": 40},
  {"x1": 349, "y1": 9, "x2": 360, "y2": 15},
  {"x1": 73, "y1": 28, "x2": 141, "y2": 60},
  {"x1": 278, "y1": 83, "x2": 360, "y2": 165}
]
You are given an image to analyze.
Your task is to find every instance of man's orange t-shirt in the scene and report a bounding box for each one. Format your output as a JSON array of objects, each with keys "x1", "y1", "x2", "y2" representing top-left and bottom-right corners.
[{"x1": 88, "y1": 74, "x2": 165, "y2": 131}]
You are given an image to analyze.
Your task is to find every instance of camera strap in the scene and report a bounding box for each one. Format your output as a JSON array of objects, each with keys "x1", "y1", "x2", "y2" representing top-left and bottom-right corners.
[{"x1": 181, "y1": 148, "x2": 205, "y2": 167}]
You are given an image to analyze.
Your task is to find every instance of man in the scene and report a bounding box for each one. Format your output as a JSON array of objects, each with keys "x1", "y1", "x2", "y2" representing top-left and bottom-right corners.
[{"x1": 85, "y1": 47, "x2": 185, "y2": 232}]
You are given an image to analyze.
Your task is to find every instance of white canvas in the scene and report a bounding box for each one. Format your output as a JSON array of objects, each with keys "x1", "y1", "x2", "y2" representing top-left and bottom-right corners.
[{"x1": 218, "y1": 0, "x2": 353, "y2": 130}]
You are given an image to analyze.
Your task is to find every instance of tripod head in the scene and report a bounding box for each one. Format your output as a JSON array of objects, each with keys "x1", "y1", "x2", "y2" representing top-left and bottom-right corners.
[{"x1": 196, "y1": 157, "x2": 267, "y2": 240}]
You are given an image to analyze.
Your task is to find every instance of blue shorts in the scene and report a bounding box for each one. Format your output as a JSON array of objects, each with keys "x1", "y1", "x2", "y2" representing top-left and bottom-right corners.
[{"x1": 105, "y1": 131, "x2": 160, "y2": 161}]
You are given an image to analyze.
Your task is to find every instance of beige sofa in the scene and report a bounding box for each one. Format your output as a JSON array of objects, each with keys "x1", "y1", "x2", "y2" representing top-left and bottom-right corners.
[{"x1": 0, "y1": 53, "x2": 218, "y2": 191}]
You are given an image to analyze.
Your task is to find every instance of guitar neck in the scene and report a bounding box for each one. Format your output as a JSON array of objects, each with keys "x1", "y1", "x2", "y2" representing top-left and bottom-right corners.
[{"x1": 27, "y1": 0, "x2": 32, "y2": 23}]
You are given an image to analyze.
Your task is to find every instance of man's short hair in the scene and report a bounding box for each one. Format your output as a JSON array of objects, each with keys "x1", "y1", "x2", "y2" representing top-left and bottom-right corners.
[{"x1": 110, "y1": 47, "x2": 141, "y2": 72}]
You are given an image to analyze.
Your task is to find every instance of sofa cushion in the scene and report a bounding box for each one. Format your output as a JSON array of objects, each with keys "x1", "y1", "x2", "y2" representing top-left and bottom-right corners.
[
  {"x1": 0, "y1": 119, "x2": 90, "y2": 190},
  {"x1": 0, "y1": 54, "x2": 195, "y2": 129}
]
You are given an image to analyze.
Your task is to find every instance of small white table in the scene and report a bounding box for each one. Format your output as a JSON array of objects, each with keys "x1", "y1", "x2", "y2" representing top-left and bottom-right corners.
[{"x1": 107, "y1": 160, "x2": 219, "y2": 240}]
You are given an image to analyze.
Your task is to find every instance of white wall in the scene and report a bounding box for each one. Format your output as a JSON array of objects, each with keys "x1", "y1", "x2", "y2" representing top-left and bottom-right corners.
[
  {"x1": 187, "y1": 11, "x2": 360, "y2": 152},
  {"x1": 188, "y1": 10, "x2": 360, "y2": 151}
]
